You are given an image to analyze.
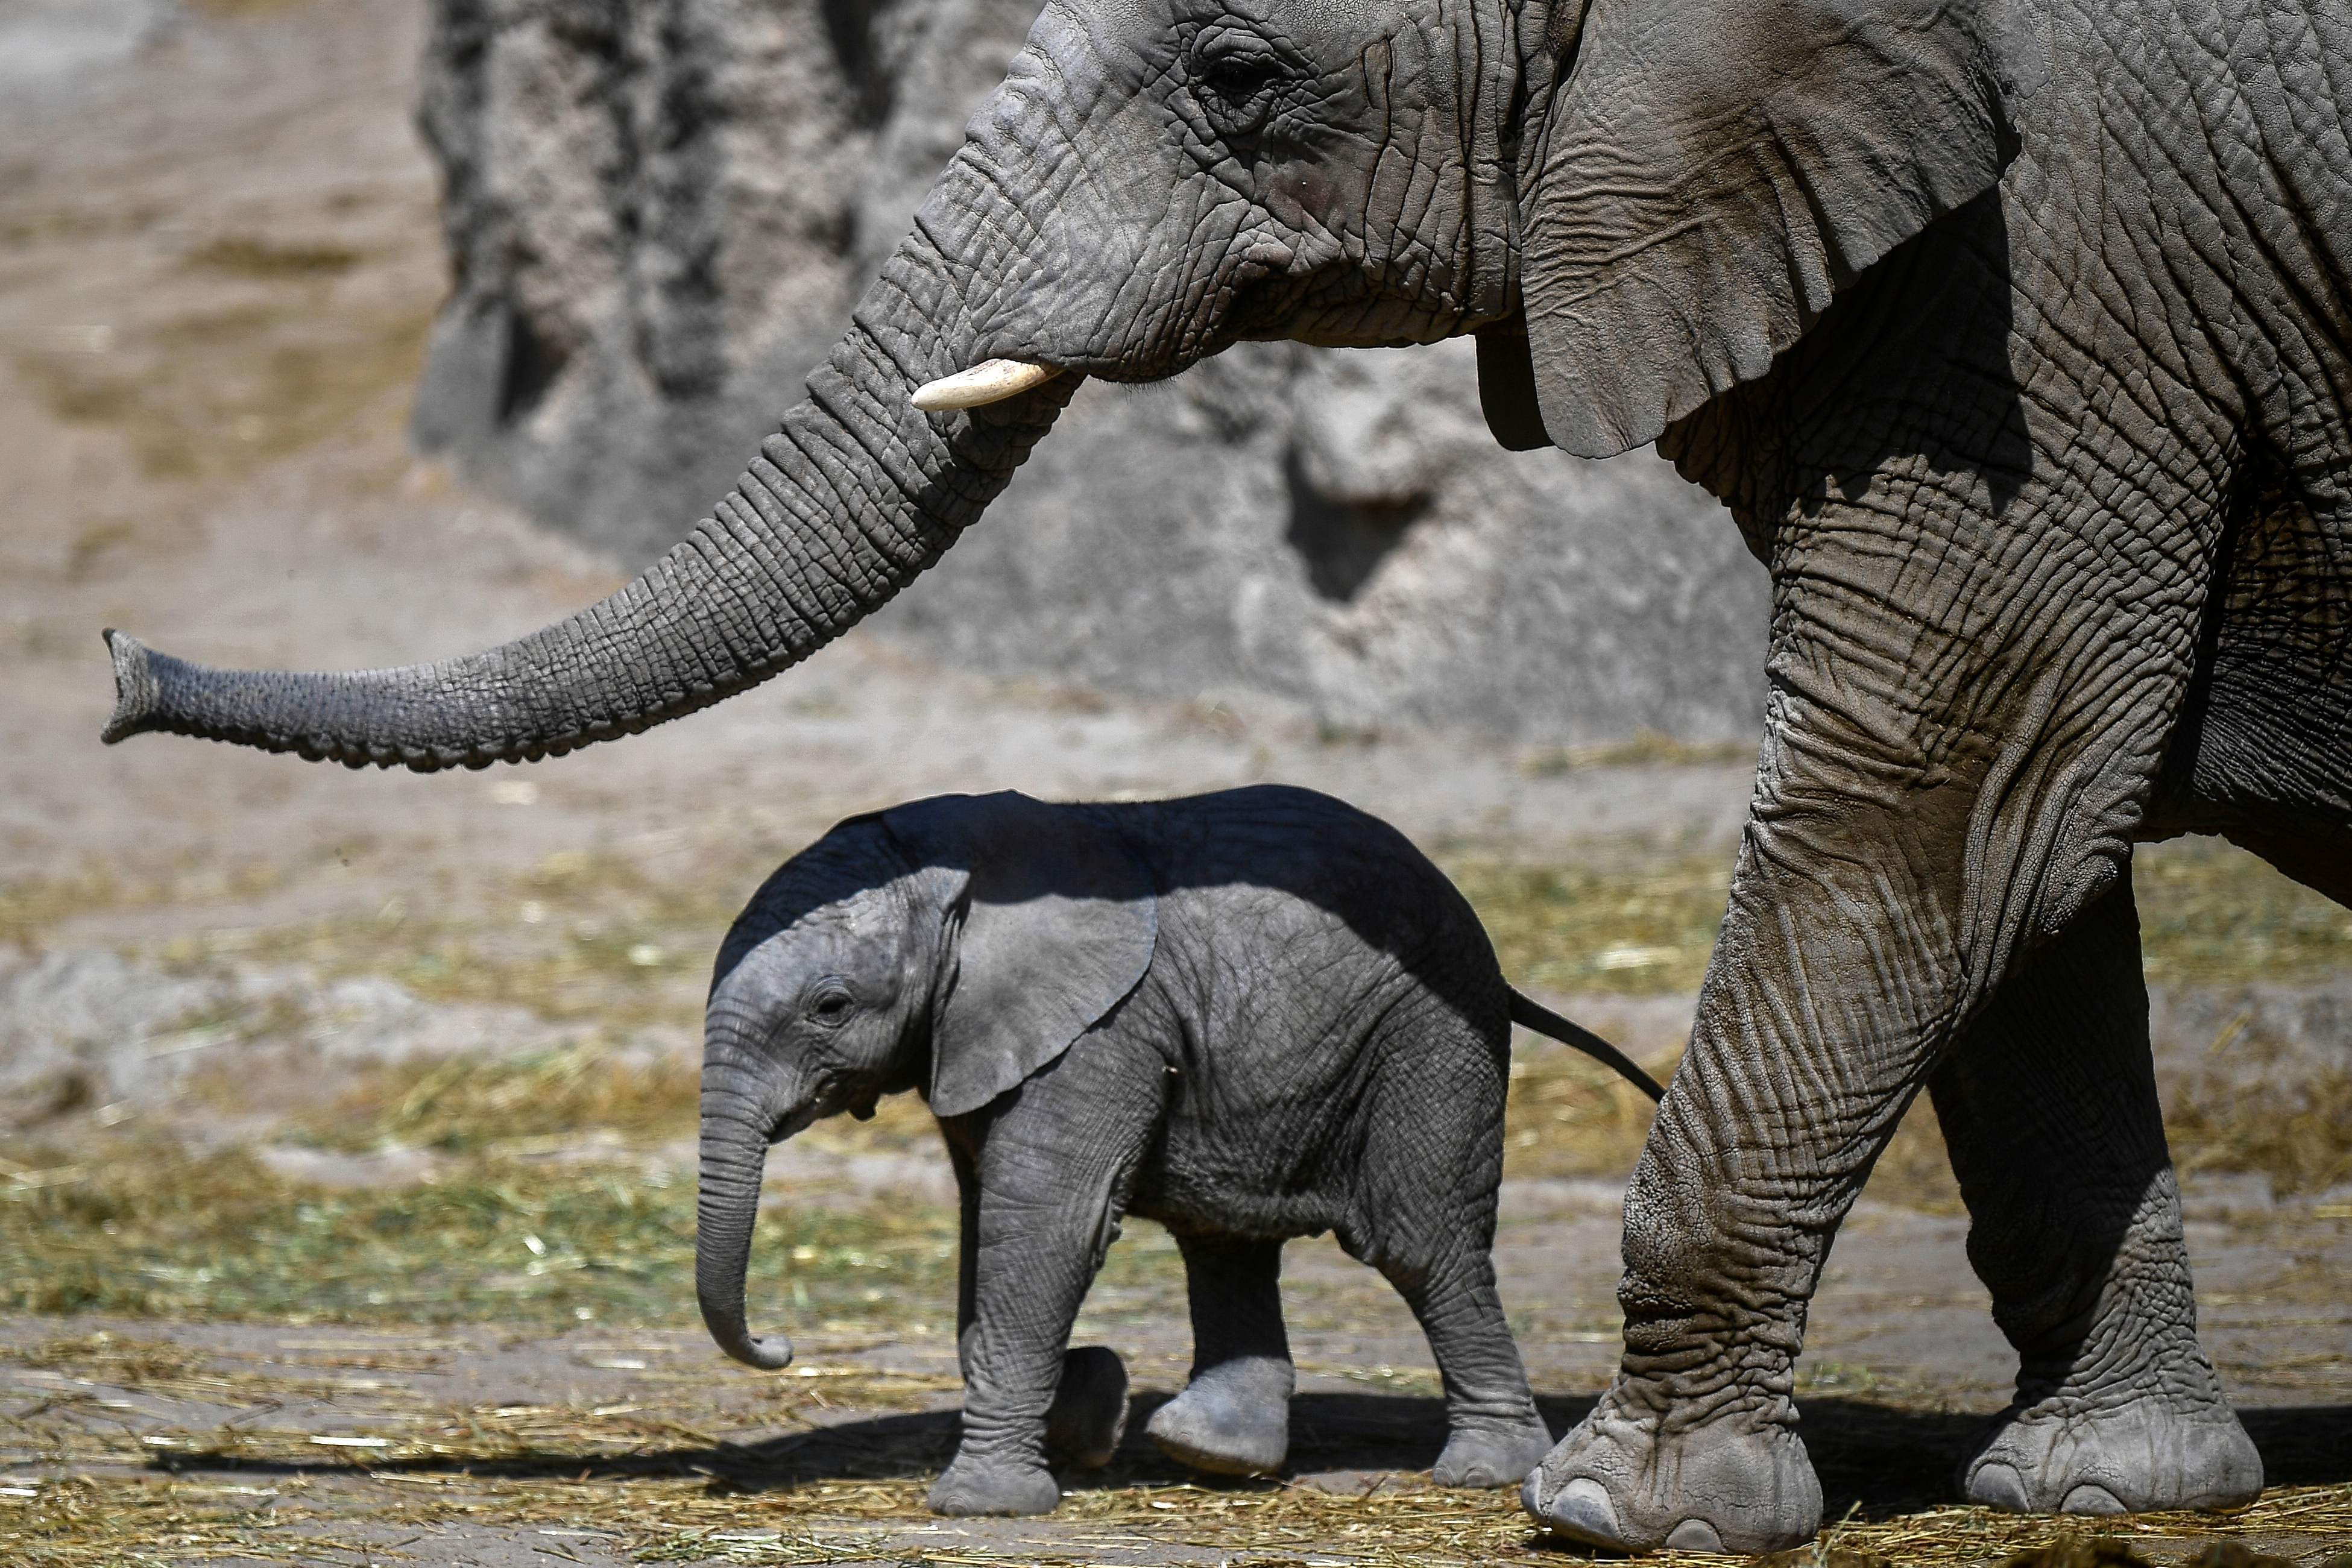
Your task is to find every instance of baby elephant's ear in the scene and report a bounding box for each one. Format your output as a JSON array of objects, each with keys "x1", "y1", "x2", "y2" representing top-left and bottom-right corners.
[{"x1": 881, "y1": 792, "x2": 1158, "y2": 1119}]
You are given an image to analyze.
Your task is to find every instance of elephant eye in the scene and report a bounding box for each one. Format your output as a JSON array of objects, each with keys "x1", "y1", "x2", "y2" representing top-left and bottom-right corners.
[
  {"x1": 1193, "y1": 43, "x2": 1287, "y2": 136},
  {"x1": 1202, "y1": 54, "x2": 1281, "y2": 97},
  {"x1": 807, "y1": 985, "x2": 855, "y2": 1024}
]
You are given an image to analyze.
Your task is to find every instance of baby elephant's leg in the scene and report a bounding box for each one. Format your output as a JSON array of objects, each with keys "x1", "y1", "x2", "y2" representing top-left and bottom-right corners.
[
  {"x1": 1146, "y1": 1232, "x2": 1294, "y2": 1475},
  {"x1": 929, "y1": 1037, "x2": 1164, "y2": 1517},
  {"x1": 1384, "y1": 1241, "x2": 1554, "y2": 1487},
  {"x1": 1364, "y1": 1028, "x2": 1551, "y2": 1487}
]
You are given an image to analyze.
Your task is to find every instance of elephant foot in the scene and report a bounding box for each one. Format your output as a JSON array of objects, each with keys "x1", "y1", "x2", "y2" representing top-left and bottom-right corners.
[
  {"x1": 1045, "y1": 1346, "x2": 1130, "y2": 1469},
  {"x1": 1146, "y1": 1355, "x2": 1292, "y2": 1476},
  {"x1": 1962, "y1": 1392, "x2": 2262, "y2": 1515},
  {"x1": 926, "y1": 1452, "x2": 1061, "y2": 1517},
  {"x1": 1521, "y1": 1391, "x2": 1821, "y2": 1554},
  {"x1": 1433, "y1": 1415, "x2": 1553, "y2": 1488}
]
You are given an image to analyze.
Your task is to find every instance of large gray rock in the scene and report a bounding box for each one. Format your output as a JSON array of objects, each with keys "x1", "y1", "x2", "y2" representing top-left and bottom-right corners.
[{"x1": 410, "y1": 0, "x2": 1768, "y2": 744}]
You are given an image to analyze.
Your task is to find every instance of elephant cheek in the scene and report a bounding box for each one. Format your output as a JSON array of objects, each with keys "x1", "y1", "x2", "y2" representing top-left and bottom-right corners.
[{"x1": 1265, "y1": 164, "x2": 1340, "y2": 235}]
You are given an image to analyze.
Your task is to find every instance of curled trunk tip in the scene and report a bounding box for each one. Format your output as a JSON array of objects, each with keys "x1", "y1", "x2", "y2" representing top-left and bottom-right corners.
[{"x1": 704, "y1": 1311, "x2": 796, "y2": 1371}]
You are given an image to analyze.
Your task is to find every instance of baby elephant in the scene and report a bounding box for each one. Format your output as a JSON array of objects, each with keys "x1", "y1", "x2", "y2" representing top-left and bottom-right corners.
[{"x1": 695, "y1": 784, "x2": 1662, "y2": 1516}]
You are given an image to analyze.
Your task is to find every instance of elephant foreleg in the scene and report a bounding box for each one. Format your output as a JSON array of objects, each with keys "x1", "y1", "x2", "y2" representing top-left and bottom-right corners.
[
  {"x1": 945, "y1": 1138, "x2": 1128, "y2": 1471},
  {"x1": 1522, "y1": 501, "x2": 2218, "y2": 1551},
  {"x1": 1931, "y1": 879, "x2": 2261, "y2": 1514},
  {"x1": 929, "y1": 1036, "x2": 1164, "y2": 1516},
  {"x1": 1521, "y1": 776, "x2": 1946, "y2": 1552}
]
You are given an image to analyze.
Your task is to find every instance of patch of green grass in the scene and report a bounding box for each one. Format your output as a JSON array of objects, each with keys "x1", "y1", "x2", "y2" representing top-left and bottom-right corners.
[
  {"x1": 308, "y1": 1041, "x2": 702, "y2": 1154},
  {"x1": 3, "y1": 1062, "x2": 1193, "y2": 1333},
  {"x1": 282, "y1": 1021, "x2": 949, "y2": 1165},
  {"x1": 0, "y1": 1148, "x2": 957, "y2": 1330}
]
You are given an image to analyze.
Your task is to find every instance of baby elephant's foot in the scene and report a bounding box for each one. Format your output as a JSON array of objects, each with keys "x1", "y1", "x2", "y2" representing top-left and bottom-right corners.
[
  {"x1": 1963, "y1": 1393, "x2": 2262, "y2": 1515},
  {"x1": 1521, "y1": 1391, "x2": 1821, "y2": 1554},
  {"x1": 926, "y1": 1452, "x2": 1061, "y2": 1517},
  {"x1": 1146, "y1": 1355, "x2": 1293, "y2": 1476},
  {"x1": 1045, "y1": 1346, "x2": 1130, "y2": 1469},
  {"x1": 1433, "y1": 1415, "x2": 1553, "y2": 1488}
]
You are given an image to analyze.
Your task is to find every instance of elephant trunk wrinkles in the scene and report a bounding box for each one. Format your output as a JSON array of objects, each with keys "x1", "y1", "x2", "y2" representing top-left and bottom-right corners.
[
  {"x1": 99, "y1": 156, "x2": 1075, "y2": 772},
  {"x1": 696, "y1": 1061, "x2": 796, "y2": 1372}
]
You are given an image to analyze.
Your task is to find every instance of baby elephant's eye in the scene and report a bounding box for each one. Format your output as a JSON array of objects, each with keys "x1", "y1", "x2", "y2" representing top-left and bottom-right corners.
[{"x1": 807, "y1": 986, "x2": 855, "y2": 1024}]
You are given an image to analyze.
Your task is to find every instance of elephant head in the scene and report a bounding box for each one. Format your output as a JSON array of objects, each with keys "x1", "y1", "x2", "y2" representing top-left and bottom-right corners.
[
  {"x1": 695, "y1": 793, "x2": 1155, "y2": 1370},
  {"x1": 102, "y1": 0, "x2": 2034, "y2": 765}
]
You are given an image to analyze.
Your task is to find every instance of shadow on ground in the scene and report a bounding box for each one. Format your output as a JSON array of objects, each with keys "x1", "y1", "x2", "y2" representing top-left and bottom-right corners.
[{"x1": 151, "y1": 1392, "x2": 2352, "y2": 1517}]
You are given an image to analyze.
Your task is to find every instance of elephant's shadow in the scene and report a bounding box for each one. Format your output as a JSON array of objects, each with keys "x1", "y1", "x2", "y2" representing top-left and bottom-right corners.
[{"x1": 153, "y1": 1392, "x2": 2351, "y2": 1519}]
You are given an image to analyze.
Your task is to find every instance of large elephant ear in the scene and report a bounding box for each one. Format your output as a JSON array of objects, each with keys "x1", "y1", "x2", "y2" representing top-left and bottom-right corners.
[
  {"x1": 881, "y1": 793, "x2": 1158, "y2": 1119},
  {"x1": 1518, "y1": 0, "x2": 2042, "y2": 458}
]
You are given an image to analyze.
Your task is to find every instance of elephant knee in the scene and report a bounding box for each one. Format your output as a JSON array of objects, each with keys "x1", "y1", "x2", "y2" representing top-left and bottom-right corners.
[{"x1": 1615, "y1": 1149, "x2": 1748, "y2": 1343}]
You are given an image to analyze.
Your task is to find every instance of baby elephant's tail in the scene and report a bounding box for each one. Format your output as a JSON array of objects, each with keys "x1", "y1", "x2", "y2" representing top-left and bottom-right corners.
[{"x1": 1506, "y1": 989, "x2": 1666, "y2": 1104}]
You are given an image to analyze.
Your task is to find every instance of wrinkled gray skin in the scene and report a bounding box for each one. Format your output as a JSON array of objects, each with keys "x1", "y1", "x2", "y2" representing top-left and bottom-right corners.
[
  {"x1": 699, "y1": 784, "x2": 1619, "y2": 1514},
  {"x1": 104, "y1": 0, "x2": 2348, "y2": 1550}
]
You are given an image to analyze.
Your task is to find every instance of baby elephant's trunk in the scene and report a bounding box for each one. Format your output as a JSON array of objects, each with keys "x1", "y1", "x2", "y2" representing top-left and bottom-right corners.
[{"x1": 695, "y1": 1062, "x2": 795, "y2": 1371}]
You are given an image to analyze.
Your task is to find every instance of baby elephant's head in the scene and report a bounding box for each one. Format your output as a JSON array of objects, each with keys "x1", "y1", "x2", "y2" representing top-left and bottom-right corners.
[
  {"x1": 705, "y1": 827, "x2": 932, "y2": 1144},
  {"x1": 694, "y1": 792, "x2": 1157, "y2": 1372}
]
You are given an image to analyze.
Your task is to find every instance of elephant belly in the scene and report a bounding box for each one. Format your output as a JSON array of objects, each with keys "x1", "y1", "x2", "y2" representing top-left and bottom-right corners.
[
  {"x1": 2166, "y1": 484, "x2": 2352, "y2": 900},
  {"x1": 1127, "y1": 1150, "x2": 1363, "y2": 1255}
]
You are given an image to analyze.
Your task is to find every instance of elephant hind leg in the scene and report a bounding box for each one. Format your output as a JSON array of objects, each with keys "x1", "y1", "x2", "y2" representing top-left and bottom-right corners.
[
  {"x1": 1144, "y1": 1232, "x2": 1294, "y2": 1476},
  {"x1": 1379, "y1": 1240, "x2": 1554, "y2": 1488},
  {"x1": 1045, "y1": 1345, "x2": 1130, "y2": 1470},
  {"x1": 1348, "y1": 1013, "x2": 1548, "y2": 1488},
  {"x1": 1931, "y1": 878, "x2": 2261, "y2": 1515}
]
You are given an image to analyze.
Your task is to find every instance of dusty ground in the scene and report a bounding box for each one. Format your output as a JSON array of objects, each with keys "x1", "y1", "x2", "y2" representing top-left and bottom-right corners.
[{"x1": 1, "y1": 2, "x2": 2347, "y2": 1566}]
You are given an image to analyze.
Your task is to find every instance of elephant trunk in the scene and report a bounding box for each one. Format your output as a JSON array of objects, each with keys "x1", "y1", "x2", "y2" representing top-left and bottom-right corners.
[
  {"x1": 695, "y1": 1058, "x2": 797, "y2": 1372},
  {"x1": 100, "y1": 154, "x2": 1075, "y2": 772}
]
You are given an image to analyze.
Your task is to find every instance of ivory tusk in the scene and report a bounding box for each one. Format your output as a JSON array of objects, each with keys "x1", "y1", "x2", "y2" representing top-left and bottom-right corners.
[{"x1": 910, "y1": 358, "x2": 1062, "y2": 412}]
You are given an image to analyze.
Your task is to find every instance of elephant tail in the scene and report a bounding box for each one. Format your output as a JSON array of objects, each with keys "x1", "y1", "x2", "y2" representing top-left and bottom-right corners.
[{"x1": 1505, "y1": 989, "x2": 1665, "y2": 1104}]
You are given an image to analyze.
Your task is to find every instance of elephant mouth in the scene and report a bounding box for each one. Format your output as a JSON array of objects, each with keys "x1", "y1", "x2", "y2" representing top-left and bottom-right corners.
[{"x1": 766, "y1": 1104, "x2": 821, "y2": 1146}]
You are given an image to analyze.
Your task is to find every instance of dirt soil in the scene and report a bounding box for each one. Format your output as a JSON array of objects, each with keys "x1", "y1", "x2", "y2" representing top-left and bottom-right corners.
[{"x1": 1, "y1": 3, "x2": 2346, "y2": 1566}]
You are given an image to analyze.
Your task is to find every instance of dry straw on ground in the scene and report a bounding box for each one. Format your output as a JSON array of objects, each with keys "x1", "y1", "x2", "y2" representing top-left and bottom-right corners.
[{"x1": 7, "y1": 1330, "x2": 2350, "y2": 1568}]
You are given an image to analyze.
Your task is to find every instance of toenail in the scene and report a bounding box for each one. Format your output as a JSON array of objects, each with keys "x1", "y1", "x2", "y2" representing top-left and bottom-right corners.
[
  {"x1": 1665, "y1": 1518, "x2": 1726, "y2": 1552},
  {"x1": 1970, "y1": 1461, "x2": 2029, "y2": 1511},
  {"x1": 1540, "y1": 1476, "x2": 1622, "y2": 1541},
  {"x1": 2061, "y1": 1482, "x2": 2126, "y2": 1514}
]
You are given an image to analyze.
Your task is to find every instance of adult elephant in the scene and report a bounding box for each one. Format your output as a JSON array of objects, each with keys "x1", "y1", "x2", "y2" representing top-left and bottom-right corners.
[{"x1": 102, "y1": 0, "x2": 2347, "y2": 1551}]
